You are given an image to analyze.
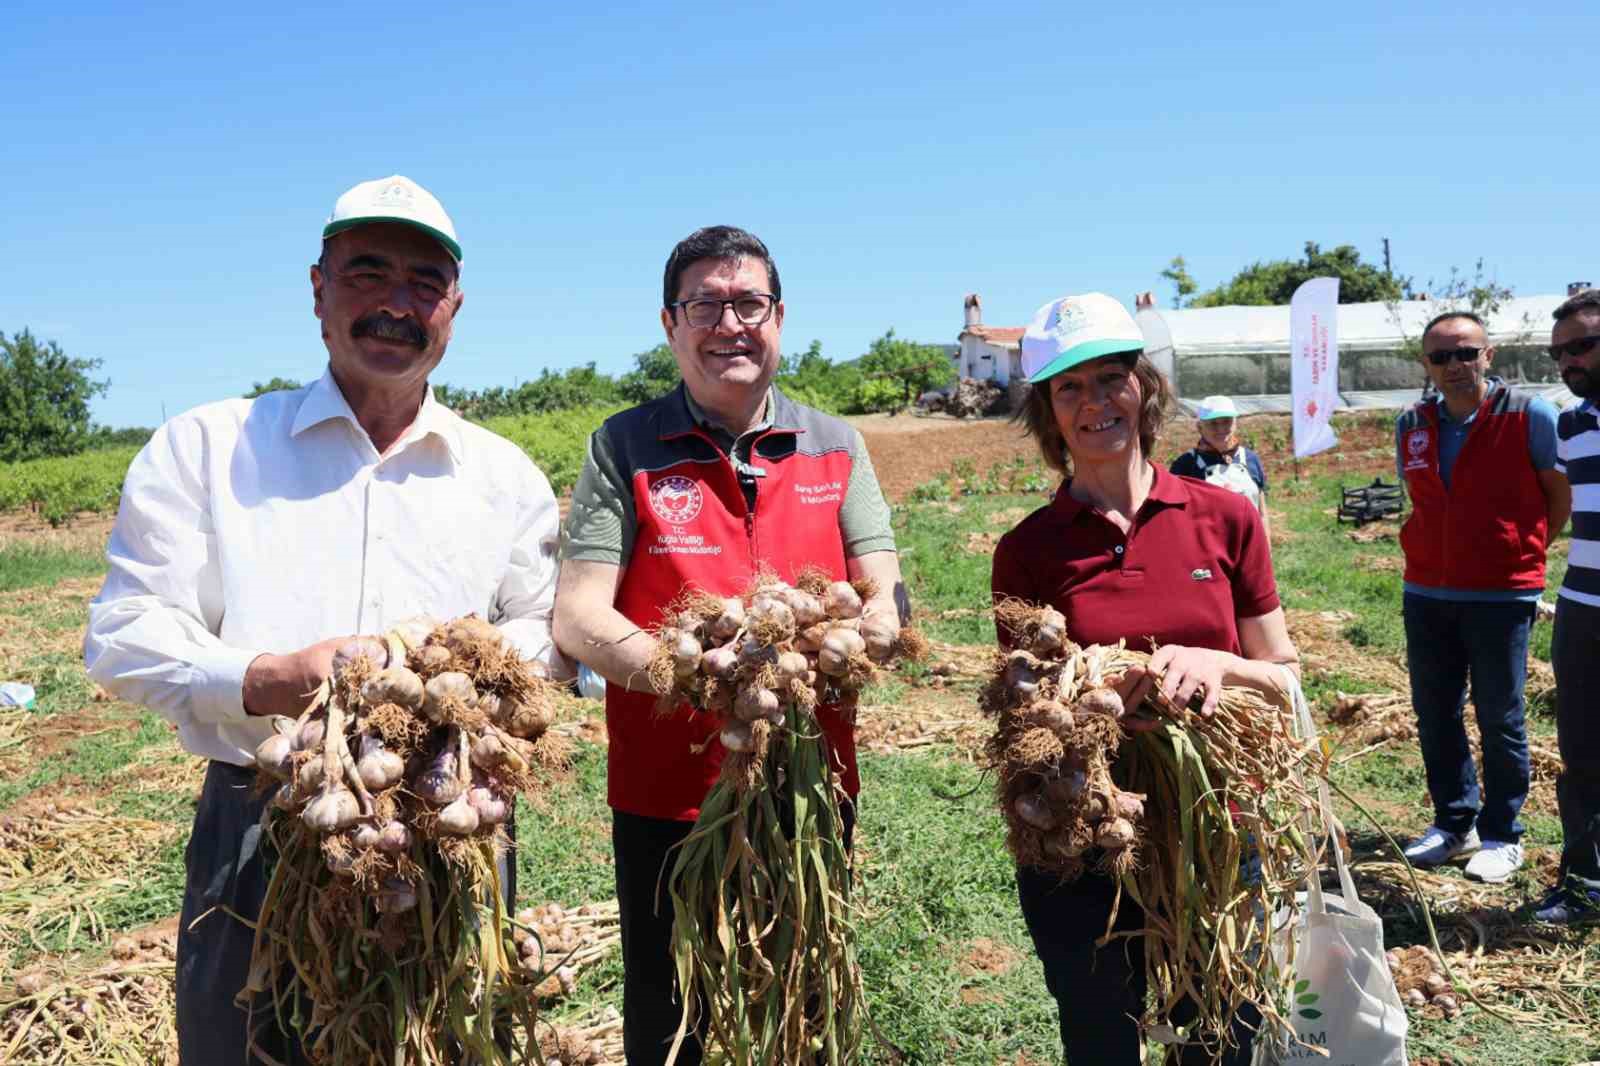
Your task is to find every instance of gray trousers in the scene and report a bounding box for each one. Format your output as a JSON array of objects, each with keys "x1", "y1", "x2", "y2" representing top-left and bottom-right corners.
[{"x1": 176, "y1": 760, "x2": 517, "y2": 1065}]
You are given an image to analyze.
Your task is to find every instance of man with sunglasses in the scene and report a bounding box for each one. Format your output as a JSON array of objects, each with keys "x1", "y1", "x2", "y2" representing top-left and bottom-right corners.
[
  {"x1": 1541, "y1": 288, "x2": 1600, "y2": 922},
  {"x1": 1392, "y1": 311, "x2": 1568, "y2": 884},
  {"x1": 553, "y1": 226, "x2": 904, "y2": 1065}
]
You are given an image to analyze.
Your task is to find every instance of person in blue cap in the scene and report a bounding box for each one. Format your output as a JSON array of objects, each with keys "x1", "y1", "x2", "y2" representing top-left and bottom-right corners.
[{"x1": 1169, "y1": 394, "x2": 1271, "y2": 539}]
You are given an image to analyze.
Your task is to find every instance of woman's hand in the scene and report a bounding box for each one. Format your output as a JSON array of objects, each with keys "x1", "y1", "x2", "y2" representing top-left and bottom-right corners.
[
  {"x1": 1142, "y1": 644, "x2": 1235, "y2": 718},
  {"x1": 1110, "y1": 666, "x2": 1162, "y2": 732}
]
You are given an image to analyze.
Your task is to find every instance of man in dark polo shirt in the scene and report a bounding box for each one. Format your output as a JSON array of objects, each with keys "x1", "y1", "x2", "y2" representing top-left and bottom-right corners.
[
  {"x1": 1394, "y1": 310, "x2": 1567, "y2": 885},
  {"x1": 551, "y1": 225, "x2": 904, "y2": 1066}
]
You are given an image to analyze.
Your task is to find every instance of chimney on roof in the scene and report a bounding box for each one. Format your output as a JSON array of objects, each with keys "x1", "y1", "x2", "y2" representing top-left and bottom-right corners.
[
  {"x1": 1134, "y1": 291, "x2": 1155, "y2": 310},
  {"x1": 1572, "y1": 282, "x2": 1594, "y2": 296},
  {"x1": 964, "y1": 293, "x2": 982, "y2": 328}
]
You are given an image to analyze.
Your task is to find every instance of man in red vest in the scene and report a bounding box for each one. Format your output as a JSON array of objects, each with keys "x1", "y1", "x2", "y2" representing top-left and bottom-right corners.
[
  {"x1": 1394, "y1": 311, "x2": 1568, "y2": 884},
  {"x1": 553, "y1": 226, "x2": 904, "y2": 1066}
]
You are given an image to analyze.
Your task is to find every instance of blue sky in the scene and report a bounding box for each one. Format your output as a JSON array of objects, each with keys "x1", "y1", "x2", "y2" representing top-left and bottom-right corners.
[{"x1": 5, "y1": 1, "x2": 1596, "y2": 428}]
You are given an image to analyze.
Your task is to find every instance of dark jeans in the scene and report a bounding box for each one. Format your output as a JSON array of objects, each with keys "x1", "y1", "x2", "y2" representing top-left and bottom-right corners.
[
  {"x1": 1554, "y1": 596, "x2": 1600, "y2": 889},
  {"x1": 1016, "y1": 866, "x2": 1259, "y2": 1065},
  {"x1": 178, "y1": 761, "x2": 517, "y2": 1065},
  {"x1": 614, "y1": 803, "x2": 855, "y2": 1066},
  {"x1": 1402, "y1": 593, "x2": 1533, "y2": 842}
]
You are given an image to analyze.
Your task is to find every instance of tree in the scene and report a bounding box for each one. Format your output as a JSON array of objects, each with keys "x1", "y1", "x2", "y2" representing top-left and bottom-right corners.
[
  {"x1": 1184, "y1": 242, "x2": 1409, "y2": 308},
  {"x1": 1159, "y1": 256, "x2": 1198, "y2": 309},
  {"x1": 1385, "y1": 259, "x2": 1525, "y2": 363},
  {"x1": 773, "y1": 340, "x2": 855, "y2": 414},
  {"x1": 617, "y1": 344, "x2": 681, "y2": 404},
  {"x1": 852, "y1": 329, "x2": 957, "y2": 413},
  {"x1": 0, "y1": 329, "x2": 109, "y2": 462},
  {"x1": 244, "y1": 377, "x2": 303, "y2": 397}
]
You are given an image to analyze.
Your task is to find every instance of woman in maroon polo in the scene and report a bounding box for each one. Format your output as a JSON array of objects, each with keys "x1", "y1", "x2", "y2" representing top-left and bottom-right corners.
[{"x1": 992, "y1": 293, "x2": 1299, "y2": 1065}]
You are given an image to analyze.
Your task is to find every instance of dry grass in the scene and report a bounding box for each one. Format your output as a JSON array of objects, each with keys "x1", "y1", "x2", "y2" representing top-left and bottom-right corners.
[
  {"x1": 0, "y1": 918, "x2": 178, "y2": 1066},
  {"x1": 0, "y1": 802, "x2": 183, "y2": 960},
  {"x1": 1285, "y1": 608, "x2": 1409, "y2": 690},
  {"x1": 1354, "y1": 861, "x2": 1592, "y2": 1034},
  {"x1": 855, "y1": 684, "x2": 988, "y2": 756}
]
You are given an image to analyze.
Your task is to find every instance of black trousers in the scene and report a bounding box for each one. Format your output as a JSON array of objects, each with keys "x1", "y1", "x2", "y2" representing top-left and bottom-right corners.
[
  {"x1": 1017, "y1": 865, "x2": 1259, "y2": 1065},
  {"x1": 1554, "y1": 597, "x2": 1600, "y2": 889},
  {"x1": 177, "y1": 761, "x2": 517, "y2": 1065},
  {"x1": 613, "y1": 803, "x2": 855, "y2": 1066}
]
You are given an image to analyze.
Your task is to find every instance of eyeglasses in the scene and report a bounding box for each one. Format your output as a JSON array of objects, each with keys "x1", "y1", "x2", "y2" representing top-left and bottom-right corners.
[
  {"x1": 1549, "y1": 336, "x2": 1600, "y2": 361},
  {"x1": 670, "y1": 293, "x2": 777, "y2": 329},
  {"x1": 1424, "y1": 346, "x2": 1485, "y2": 366}
]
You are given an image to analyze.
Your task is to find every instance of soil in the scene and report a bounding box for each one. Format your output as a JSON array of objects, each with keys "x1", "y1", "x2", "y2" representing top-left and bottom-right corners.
[
  {"x1": 957, "y1": 936, "x2": 1019, "y2": 977},
  {"x1": 849, "y1": 414, "x2": 1034, "y2": 503},
  {"x1": 0, "y1": 510, "x2": 116, "y2": 554}
]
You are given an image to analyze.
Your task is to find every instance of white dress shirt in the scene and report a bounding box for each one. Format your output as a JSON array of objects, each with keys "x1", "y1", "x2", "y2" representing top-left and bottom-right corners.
[{"x1": 85, "y1": 368, "x2": 565, "y2": 766}]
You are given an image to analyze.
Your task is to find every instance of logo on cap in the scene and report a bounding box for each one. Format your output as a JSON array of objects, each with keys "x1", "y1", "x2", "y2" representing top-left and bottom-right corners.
[
  {"x1": 648, "y1": 476, "x2": 703, "y2": 525},
  {"x1": 377, "y1": 182, "x2": 414, "y2": 205},
  {"x1": 1051, "y1": 300, "x2": 1087, "y2": 338}
]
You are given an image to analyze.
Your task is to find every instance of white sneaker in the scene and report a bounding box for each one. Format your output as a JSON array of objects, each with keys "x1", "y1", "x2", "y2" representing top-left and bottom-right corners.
[
  {"x1": 1464, "y1": 840, "x2": 1523, "y2": 883},
  {"x1": 1402, "y1": 826, "x2": 1480, "y2": 867}
]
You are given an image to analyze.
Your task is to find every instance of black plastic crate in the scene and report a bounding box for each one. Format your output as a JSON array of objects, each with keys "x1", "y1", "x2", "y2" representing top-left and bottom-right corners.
[{"x1": 1337, "y1": 478, "x2": 1405, "y2": 525}]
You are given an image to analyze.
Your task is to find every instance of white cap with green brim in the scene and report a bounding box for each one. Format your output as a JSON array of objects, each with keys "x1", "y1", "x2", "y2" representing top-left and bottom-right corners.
[
  {"x1": 1021, "y1": 292, "x2": 1144, "y2": 383},
  {"x1": 1195, "y1": 395, "x2": 1239, "y2": 420},
  {"x1": 323, "y1": 175, "x2": 462, "y2": 263}
]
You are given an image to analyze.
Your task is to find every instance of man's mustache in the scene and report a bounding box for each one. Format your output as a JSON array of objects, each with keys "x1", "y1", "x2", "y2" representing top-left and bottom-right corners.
[{"x1": 352, "y1": 313, "x2": 428, "y2": 349}]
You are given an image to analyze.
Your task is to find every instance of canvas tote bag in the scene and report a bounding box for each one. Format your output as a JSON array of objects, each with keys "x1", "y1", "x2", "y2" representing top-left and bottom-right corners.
[{"x1": 1252, "y1": 674, "x2": 1408, "y2": 1066}]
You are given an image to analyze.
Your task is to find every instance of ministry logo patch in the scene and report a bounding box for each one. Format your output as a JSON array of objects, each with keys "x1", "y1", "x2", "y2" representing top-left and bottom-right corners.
[{"x1": 648, "y1": 475, "x2": 703, "y2": 525}]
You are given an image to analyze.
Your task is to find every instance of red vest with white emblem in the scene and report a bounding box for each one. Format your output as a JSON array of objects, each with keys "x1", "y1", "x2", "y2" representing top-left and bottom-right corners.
[
  {"x1": 603, "y1": 387, "x2": 860, "y2": 821},
  {"x1": 1397, "y1": 385, "x2": 1548, "y2": 590}
]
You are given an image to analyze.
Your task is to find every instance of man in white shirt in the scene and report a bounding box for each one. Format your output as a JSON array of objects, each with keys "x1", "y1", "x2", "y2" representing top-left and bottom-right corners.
[{"x1": 84, "y1": 175, "x2": 565, "y2": 1064}]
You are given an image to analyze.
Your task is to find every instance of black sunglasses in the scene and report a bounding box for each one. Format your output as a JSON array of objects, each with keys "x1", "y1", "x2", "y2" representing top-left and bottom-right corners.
[
  {"x1": 1549, "y1": 336, "x2": 1600, "y2": 362},
  {"x1": 1425, "y1": 346, "x2": 1484, "y2": 366}
]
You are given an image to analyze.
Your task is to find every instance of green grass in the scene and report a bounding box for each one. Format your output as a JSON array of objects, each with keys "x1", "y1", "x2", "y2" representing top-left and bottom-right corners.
[
  {"x1": 514, "y1": 738, "x2": 617, "y2": 907},
  {"x1": 0, "y1": 542, "x2": 106, "y2": 591},
  {"x1": 892, "y1": 492, "x2": 1045, "y2": 645}
]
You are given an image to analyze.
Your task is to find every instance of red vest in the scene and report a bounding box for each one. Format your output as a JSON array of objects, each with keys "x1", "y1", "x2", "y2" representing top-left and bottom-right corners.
[
  {"x1": 604, "y1": 387, "x2": 860, "y2": 821},
  {"x1": 1398, "y1": 385, "x2": 1548, "y2": 590}
]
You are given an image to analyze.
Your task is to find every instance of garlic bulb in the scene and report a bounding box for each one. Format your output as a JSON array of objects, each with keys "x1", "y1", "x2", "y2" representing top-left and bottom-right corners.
[
  {"x1": 302, "y1": 786, "x2": 360, "y2": 833},
  {"x1": 361, "y1": 667, "x2": 425, "y2": 711},
  {"x1": 357, "y1": 734, "x2": 405, "y2": 791},
  {"x1": 436, "y1": 793, "x2": 480, "y2": 835},
  {"x1": 254, "y1": 733, "x2": 295, "y2": 779}
]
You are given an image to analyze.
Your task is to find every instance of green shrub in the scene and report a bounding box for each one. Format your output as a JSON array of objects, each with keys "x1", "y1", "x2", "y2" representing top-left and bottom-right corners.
[{"x1": 483, "y1": 405, "x2": 623, "y2": 494}]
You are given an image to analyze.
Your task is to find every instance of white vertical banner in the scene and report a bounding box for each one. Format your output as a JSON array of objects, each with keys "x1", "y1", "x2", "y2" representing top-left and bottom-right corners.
[{"x1": 1290, "y1": 277, "x2": 1340, "y2": 458}]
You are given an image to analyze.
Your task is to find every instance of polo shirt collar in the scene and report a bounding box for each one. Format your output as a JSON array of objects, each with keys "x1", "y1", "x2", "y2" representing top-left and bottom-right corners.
[
  {"x1": 1050, "y1": 462, "x2": 1190, "y2": 521},
  {"x1": 662, "y1": 383, "x2": 804, "y2": 440},
  {"x1": 290, "y1": 366, "x2": 463, "y2": 464},
  {"x1": 1430, "y1": 376, "x2": 1505, "y2": 425}
]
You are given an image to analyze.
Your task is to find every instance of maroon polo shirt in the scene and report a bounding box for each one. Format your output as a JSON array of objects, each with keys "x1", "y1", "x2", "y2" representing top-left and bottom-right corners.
[{"x1": 991, "y1": 464, "x2": 1278, "y2": 655}]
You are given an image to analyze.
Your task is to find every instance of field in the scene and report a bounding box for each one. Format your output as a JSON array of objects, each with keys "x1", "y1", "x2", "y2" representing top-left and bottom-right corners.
[{"x1": 1, "y1": 407, "x2": 1594, "y2": 1065}]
